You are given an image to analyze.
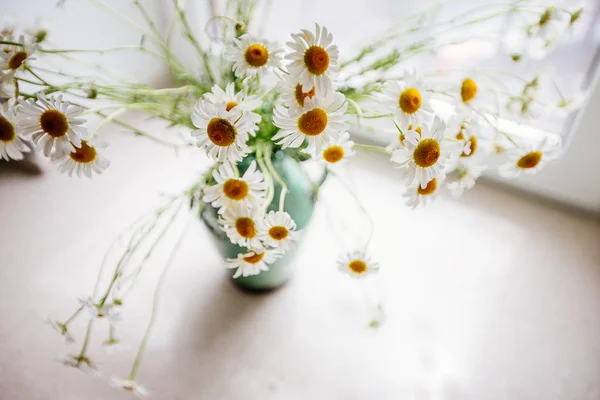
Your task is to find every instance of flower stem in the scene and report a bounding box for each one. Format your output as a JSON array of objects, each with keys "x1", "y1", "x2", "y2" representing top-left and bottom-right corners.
[
  {"x1": 256, "y1": 143, "x2": 275, "y2": 210},
  {"x1": 353, "y1": 143, "x2": 391, "y2": 155},
  {"x1": 262, "y1": 143, "x2": 288, "y2": 212},
  {"x1": 76, "y1": 320, "x2": 94, "y2": 367}
]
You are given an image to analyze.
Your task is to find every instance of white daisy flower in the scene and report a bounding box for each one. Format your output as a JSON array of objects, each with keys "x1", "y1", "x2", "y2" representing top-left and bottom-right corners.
[
  {"x1": 526, "y1": 6, "x2": 569, "y2": 46},
  {"x1": 257, "y1": 210, "x2": 299, "y2": 251},
  {"x1": 498, "y1": 137, "x2": 560, "y2": 178},
  {"x1": 191, "y1": 101, "x2": 253, "y2": 163},
  {"x1": 81, "y1": 298, "x2": 122, "y2": 323},
  {"x1": 445, "y1": 116, "x2": 485, "y2": 160},
  {"x1": 403, "y1": 177, "x2": 443, "y2": 209},
  {"x1": 386, "y1": 124, "x2": 421, "y2": 152},
  {"x1": 219, "y1": 203, "x2": 265, "y2": 250},
  {"x1": 391, "y1": 116, "x2": 455, "y2": 189},
  {"x1": 203, "y1": 160, "x2": 266, "y2": 213},
  {"x1": 17, "y1": 94, "x2": 86, "y2": 158},
  {"x1": 286, "y1": 23, "x2": 339, "y2": 95},
  {"x1": 46, "y1": 319, "x2": 75, "y2": 344},
  {"x1": 379, "y1": 70, "x2": 433, "y2": 128},
  {"x1": 225, "y1": 248, "x2": 283, "y2": 279},
  {"x1": 0, "y1": 35, "x2": 38, "y2": 74},
  {"x1": 337, "y1": 250, "x2": 379, "y2": 279},
  {"x1": 0, "y1": 72, "x2": 14, "y2": 99},
  {"x1": 225, "y1": 34, "x2": 283, "y2": 79},
  {"x1": 102, "y1": 336, "x2": 125, "y2": 354},
  {"x1": 203, "y1": 83, "x2": 262, "y2": 135},
  {"x1": 0, "y1": 102, "x2": 29, "y2": 161},
  {"x1": 54, "y1": 137, "x2": 110, "y2": 178},
  {"x1": 447, "y1": 163, "x2": 487, "y2": 198},
  {"x1": 556, "y1": 90, "x2": 588, "y2": 116},
  {"x1": 55, "y1": 353, "x2": 100, "y2": 375},
  {"x1": 273, "y1": 92, "x2": 349, "y2": 155},
  {"x1": 319, "y1": 132, "x2": 355, "y2": 164},
  {"x1": 278, "y1": 74, "x2": 319, "y2": 112},
  {"x1": 111, "y1": 377, "x2": 148, "y2": 397}
]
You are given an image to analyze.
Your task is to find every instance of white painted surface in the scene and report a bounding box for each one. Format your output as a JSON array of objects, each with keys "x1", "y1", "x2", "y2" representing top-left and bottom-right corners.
[{"x1": 0, "y1": 116, "x2": 599, "y2": 399}]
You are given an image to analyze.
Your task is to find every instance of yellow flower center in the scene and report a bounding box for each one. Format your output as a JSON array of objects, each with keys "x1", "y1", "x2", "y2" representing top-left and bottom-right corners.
[
  {"x1": 456, "y1": 131, "x2": 478, "y2": 158},
  {"x1": 461, "y1": 78, "x2": 477, "y2": 103},
  {"x1": 244, "y1": 44, "x2": 269, "y2": 67},
  {"x1": 40, "y1": 109, "x2": 69, "y2": 138},
  {"x1": 235, "y1": 217, "x2": 257, "y2": 238},
  {"x1": 225, "y1": 102, "x2": 238, "y2": 112},
  {"x1": 294, "y1": 84, "x2": 316, "y2": 107},
  {"x1": 517, "y1": 151, "x2": 542, "y2": 169},
  {"x1": 207, "y1": 118, "x2": 236, "y2": 147},
  {"x1": 304, "y1": 46, "x2": 330, "y2": 75},
  {"x1": 8, "y1": 51, "x2": 27, "y2": 70},
  {"x1": 413, "y1": 138, "x2": 441, "y2": 168},
  {"x1": 298, "y1": 108, "x2": 328, "y2": 136},
  {"x1": 349, "y1": 260, "x2": 367, "y2": 274},
  {"x1": 417, "y1": 178, "x2": 437, "y2": 195},
  {"x1": 0, "y1": 115, "x2": 15, "y2": 142},
  {"x1": 268, "y1": 226, "x2": 289, "y2": 241},
  {"x1": 322, "y1": 145, "x2": 344, "y2": 163},
  {"x1": 399, "y1": 88, "x2": 422, "y2": 114},
  {"x1": 243, "y1": 252, "x2": 265, "y2": 264},
  {"x1": 69, "y1": 141, "x2": 97, "y2": 164},
  {"x1": 223, "y1": 179, "x2": 249, "y2": 200}
]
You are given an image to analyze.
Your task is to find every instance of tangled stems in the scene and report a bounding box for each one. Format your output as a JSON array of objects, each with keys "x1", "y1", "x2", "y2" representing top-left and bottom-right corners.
[{"x1": 262, "y1": 142, "x2": 288, "y2": 212}]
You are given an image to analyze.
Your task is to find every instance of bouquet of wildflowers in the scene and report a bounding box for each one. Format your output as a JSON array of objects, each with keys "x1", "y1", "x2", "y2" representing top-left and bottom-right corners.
[{"x1": 0, "y1": 0, "x2": 589, "y2": 395}]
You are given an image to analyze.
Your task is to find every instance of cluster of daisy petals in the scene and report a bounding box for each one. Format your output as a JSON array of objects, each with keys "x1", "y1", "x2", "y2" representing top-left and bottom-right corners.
[
  {"x1": 192, "y1": 24, "x2": 375, "y2": 278},
  {"x1": 0, "y1": 34, "x2": 109, "y2": 177}
]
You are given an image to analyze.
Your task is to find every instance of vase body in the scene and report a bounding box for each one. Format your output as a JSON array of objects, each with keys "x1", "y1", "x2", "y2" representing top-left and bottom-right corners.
[{"x1": 200, "y1": 151, "x2": 317, "y2": 291}]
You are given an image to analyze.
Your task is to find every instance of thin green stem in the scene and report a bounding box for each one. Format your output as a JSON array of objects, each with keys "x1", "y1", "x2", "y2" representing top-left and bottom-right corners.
[
  {"x1": 353, "y1": 143, "x2": 391, "y2": 155},
  {"x1": 263, "y1": 143, "x2": 288, "y2": 212},
  {"x1": 76, "y1": 320, "x2": 94, "y2": 367},
  {"x1": 256, "y1": 143, "x2": 275, "y2": 210},
  {"x1": 128, "y1": 220, "x2": 189, "y2": 381},
  {"x1": 63, "y1": 305, "x2": 84, "y2": 326}
]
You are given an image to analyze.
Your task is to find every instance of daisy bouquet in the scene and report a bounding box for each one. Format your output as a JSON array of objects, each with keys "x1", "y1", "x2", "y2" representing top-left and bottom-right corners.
[{"x1": 0, "y1": 0, "x2": 590, "y2": 395}]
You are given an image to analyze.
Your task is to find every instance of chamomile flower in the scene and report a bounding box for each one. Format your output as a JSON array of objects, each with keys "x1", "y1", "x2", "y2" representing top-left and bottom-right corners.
[
  {"x1": 286, "y1": 24, "x2": 339, "y2": 95},
  {"x1": 46, "y1": 319, "x2": 75, "y2": 344},
  {"x1": 0, "y1": 102, "x2": 29, "y2": 161},
  {"x1": 257, "y1": 211, "x2": 299, "y2": 251},
  {"x1": 0, "y1": 35, "x2": 38, "y2": 74},
  {"x1": 203, "y1": 83, "x2": 262, "y2": 135},
  {"x1": 386, "y1": 124, "x2": 422, "y2": 152},
  {"x1": 526, "y1": 6, "x2": 569, "y2": 46},
  {"x1": 225, "y1": 34, "x2": 283, "y2": 78},
  {"x1": 454, "y1": 76, "x2": 483, "y2": 114},
  {"x1": 111, "y1": 377, "x2": 148, "y2": 397},
  {"x1": 446, "y1": 116, "x2": 483, "y2": 159},
  {"x1": 55, "y1": 353, "x2": 99, "y2": 375},
  {"x1": 447, "y1": 163, "x2": 487, "y2": 197},
  {"x1": 203, "y1": 160, "x2": 266, "y2": 212},
  {"x1": 17, "y1": 94, "x2": 86, "y2": 158},
  {"x1": 391, "y1": 116, "x2": 454, "y2": 189},
  {"x1": 556, "y1": 90, "x2": 587, "y2": 116},
  {"x1": 54, "y1": 137, "x2": 110, "y2": 178},
  {"x1": 498, "y1": 137, "x2": 560, "y2": 177},
  {"x1": 379, "y1": 70, "x2": 433, "y2": 128},
  {"x1": 337, "y1": 250, "x2": 379, "y2": 279},
  {"x1": 273, "y1": 92, "x2": 349, "y2": 155},
  {"x1": 403, "y1": 177, "x2": 442, "y2": 209},
  {"x1": 278, "y1": 74, "x2": 319, "y2": 112},
  {"x1": 319, "y1": 132, "x2": 355, "y2": 164},
  {"x1": 225, "y1": 248, "x2": 283, "y2": 278},
  {"x1": 191, "y1": 101, "x2": 253, "y2": 163},
  {"x1": 219, "y1": 203, "x2": 265, "y2": 250},
  {"x1": 82, "y1": 299, "x2": 121, "y2": 323}
]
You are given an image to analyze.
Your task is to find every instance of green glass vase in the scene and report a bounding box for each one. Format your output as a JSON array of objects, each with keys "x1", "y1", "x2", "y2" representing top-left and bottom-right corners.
[{"x1": 200, "y1": 150, "x2": 321, "y2": 291}]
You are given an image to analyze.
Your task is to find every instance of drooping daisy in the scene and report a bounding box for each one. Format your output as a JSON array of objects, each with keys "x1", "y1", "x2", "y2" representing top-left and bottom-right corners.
[
  {"x1": 46, "y1": 319, "x2": 75, "y2": 344},
  {"x1": 337, "y1": 250, "x2": 379, "y2": 279},
  {"x1": 17, "y1": 94, "x2": 86, "y2": 158},
  {"x1": 54, "y1": 137, "x2": 110, "y2": 178},
  {"x1": 498, "y1": 137, "x2": 560, "y2": 177},
  {"x1": 286, "y1": 24, "x2": 339, "y2": 95},
  {"x1": 110, "y1": 377, "x2": 148, "y2": 397},
  {"x1": 191, "y1": 101, "x2": 253, "y2": 163},
  {"x1": 0, "y1": 35, "x2": 38, "y2": 75},
  {"x1": 379, "y1": 70, "x2": 433, "y2": 128},
  {"x1": 224, "y1": 34, "x2": 283, "y2": 78},
  {"x1": 219, "y1": 203, "x2": 265, "y2": 250},
  {"x1": 403, "y1": 177, "x2": 443, "y2": 209},
  {"x1": 203, "y1": 160, "x2": 266, "y2": 212},
  {"x1": 525, "y1": 6, "x2": 569, "y2": 45},
  {"x1": 319, "y1": 132, "x2": 355, "y2": 165},
  {"x1": 278, "y1": 74, "x2": 319, "y2": 112},
  {"x1": 80, "y1": 298, "x2": 121, "y2": 322},
  {"x1": 203, "y1": 83, "x2": 262, "y2": 135},
  {"x1": 55, "y1": 353, "x2": 99, "y2": 375},
  {"x1": 391, "y1": 116, "x2": 454, "y2": 189},
  {"x1": 225, "y1": 248, "x2": 283, "y2": 279},
  {"x1": 447, "y1": 163, "x2": 487, "y2": 197},
  {"x1": 446, "y1": 116, "x2": 482, "y2": 159},
  {"x1": 0, "y1": 102, "x2": 29, "y2": 161},
  {"x1": 257, "y1": 211, "x2": 299, "y2": 251},
  {"x1": 386, "y1": 124, "x2": 421, "y2": 152},
  {"x1": 273, "y1": 92, "x2": 349, "y2": 155}
]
